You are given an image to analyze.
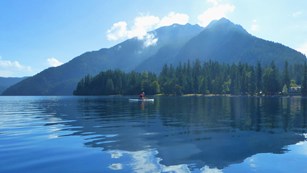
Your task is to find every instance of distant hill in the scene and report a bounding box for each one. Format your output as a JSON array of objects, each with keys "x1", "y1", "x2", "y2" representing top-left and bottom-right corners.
[
  {"x1": 0, "y1": 77, "x2": 27, "y2": 94},
  {"x1": 3, "y1": 18, "x2": 306, "y2": 95}
]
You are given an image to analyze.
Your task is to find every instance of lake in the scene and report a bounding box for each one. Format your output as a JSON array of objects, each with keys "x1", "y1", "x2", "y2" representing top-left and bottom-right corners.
[{"x1": 0, "y1": 96, "x2": 307, "y2": 173}]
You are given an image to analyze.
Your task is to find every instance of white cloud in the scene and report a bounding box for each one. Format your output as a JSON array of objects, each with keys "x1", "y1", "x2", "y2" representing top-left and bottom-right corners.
[
  {"x1": 108, "y1": 163, "x2": 123, "y2": 170},
  {"x1": 247, "y1": 158, "x2": 257, "y2": 168},
  {"x1": 201, "y1": 166, "x2": 223, "y2": 173},
  {"x1": 251, "y1": 19, "x2": 260, "y2": 32},
  {"x1": 297, "y1": 42, "x2": 307, "y2": 56},
  {"x1": 106, "y1": 21, "x2": 128, "y2": 41},
  {"x1": 198, "y1": 1, "x2": 235, "y2": 27},
  {"x1": 0, "y1": 59, "x2": 29, "y2": 70},
  {"x1": 47, "y1": 57, "x2": 63, "y2": 67},
  {"x1": 107, "y1": 149, "x2": 227, "y2": 173},
  {"x1": 158, "y1": 12, "x2": 189, "y2": 27},
  {"x1": 110, "y1": 151, "x2": 123, "y2": 159},
  {"x1": 294, "y1": 140, "x2": 307, "y2": 156},
  {"x1": 207, "y1": 0, "x2": 220, "y2": 6},
  {"x1": 143, "y1": 33, "x2": 158, "y2": 47},
  {"x1": 0, "y1": 57, "x2": 32, "y2": 77},
  {"x1": 130, "y1": 15, "x2": 160, "y2": 39},
  {"x1": 106, "y1": 12, "x2": 189, "y2": 47}
]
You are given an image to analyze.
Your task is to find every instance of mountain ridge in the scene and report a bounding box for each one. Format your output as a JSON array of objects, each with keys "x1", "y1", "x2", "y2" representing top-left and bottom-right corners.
[{"x1": 0, "y1": 77, "x2": 27, "y2": 94}]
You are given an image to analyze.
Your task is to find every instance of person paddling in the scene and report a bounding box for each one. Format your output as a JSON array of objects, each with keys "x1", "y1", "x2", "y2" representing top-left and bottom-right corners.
[{"x1": 139, "y1": 91, "x2": 145, "y2": 100}]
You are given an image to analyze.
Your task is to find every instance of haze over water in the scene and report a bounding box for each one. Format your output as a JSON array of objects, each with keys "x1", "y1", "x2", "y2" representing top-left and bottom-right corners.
[{"x1": 1, "y1": 96, "x2": 307, "y2": 173}]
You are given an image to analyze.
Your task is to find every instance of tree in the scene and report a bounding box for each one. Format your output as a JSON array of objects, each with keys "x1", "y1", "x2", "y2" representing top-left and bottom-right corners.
[
  {"x1": 282, "y1": 84, "x2": 288, "y2": 95},
  {"x1": 105, "y1": 78, "x2": 115, "y2": 94},
  {"x1": 248, "y1": 67, "x2": 256, "y2": 95},
  {"x1": 193, "y1": 59, "x2": 202, "y2": 93},
  {"x1": 151, "y1": 80, "x2": 160, "y2": 94},
  {"x1": 256, "y1": 62, "x2": 263, "y2": 95},
  {"x1": 302, "y1": 62, "x2": 307, "y2": 96},
  {"x1": 186, "y1": 60, "x2": 193, "y2": 93},
  {"x1": 230, "y1": 64, "x2": 240, "y2": 95},
  {"x1": 283, "y1": 61, "x2": 290, "y2": 88},
  {"x1": 73, "y1": 74, "x2": 92, "y2": 95},
  {"x1": 127, "y1": 71, "x2": 140, "y2": 95},
  {"x1": 263, "y1": 62, "x2": 280, "y2": 95},
  {"x1": 199, "y1": 76, "x2": 208, "y2": 94}
]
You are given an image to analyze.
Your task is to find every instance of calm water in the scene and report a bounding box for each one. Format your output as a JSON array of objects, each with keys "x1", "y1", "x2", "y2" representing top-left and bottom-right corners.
[{"x1": 1, "y1": 96, "x2": 307, "y2": 173}]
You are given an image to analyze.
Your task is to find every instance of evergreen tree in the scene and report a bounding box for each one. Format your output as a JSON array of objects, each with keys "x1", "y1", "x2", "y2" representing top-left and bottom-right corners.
[
  {"x1": 256, "y1": 62, "x2": 263, "y2": 95},
  {"x1": 193, "y1": 59, "x2": 202, "y2": 93},
  {"x1": 302, "y1": 62, "x2": 307, "y2": 96},
  {"x1": 230, "y1": 64, "x2": 240, "y2": 95},
  {"x1": 186, "y1": 60, "x2": 193, "y2": 93},
  {"x1": 248, "y1": 67, "x2": 256, "y2": 95},
  {"x1": 151, "y1": 80, "x2": 160, "y2": 94},
  {"x1": 283, "y1": 61, "x2": 290, "y2": 89},
  {"x1": 105, "y1": 78, "x2": 115, "y2": 94},
  {"x1": 263, "y1": 62, "x2": 280, "y2": 95}
]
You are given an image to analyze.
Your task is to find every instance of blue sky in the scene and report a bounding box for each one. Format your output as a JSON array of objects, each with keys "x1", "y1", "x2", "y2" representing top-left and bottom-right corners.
[{"x1": 0, "y1": 0, "x2": 307, "y2": 77}]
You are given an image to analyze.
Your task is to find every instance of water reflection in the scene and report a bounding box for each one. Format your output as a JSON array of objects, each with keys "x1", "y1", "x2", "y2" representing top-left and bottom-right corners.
[{"x1": 33, "y1": 96, "x2": 307, "y2": 171}]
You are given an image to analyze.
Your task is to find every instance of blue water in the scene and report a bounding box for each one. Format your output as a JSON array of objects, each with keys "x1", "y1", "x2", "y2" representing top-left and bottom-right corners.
[{"x1": 0, "y1": 96, "x2": 307, "y2": 173}]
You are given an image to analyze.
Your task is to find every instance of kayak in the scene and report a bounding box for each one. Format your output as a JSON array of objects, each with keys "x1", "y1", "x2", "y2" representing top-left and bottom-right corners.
[{"x1": 129, "y1": 98, "x2": 154, "y2": 102}]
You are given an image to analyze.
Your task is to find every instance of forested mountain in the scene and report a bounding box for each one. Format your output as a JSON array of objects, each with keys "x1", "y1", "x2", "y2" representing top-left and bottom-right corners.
[
  {"x1": 0, "y1": 77, "x2": 27, "y2": 94},
  {"x1": 3, "y1": 18, "x2": 306, "y2": 95}
]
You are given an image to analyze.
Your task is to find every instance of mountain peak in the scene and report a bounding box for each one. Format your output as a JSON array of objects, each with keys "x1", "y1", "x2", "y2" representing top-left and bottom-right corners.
[
  {"x1": 210, "y1": 17, "x2": 232, "y2": 25},
  {"x1": 153, "y1": 23, "x2": 203, "y2": 33},
  {"x1": 207, "y1": 18, "x2": 234, "y2": 27},
  {"x1": 206, "y1": 18, "x2": 248, "y2": 34}
]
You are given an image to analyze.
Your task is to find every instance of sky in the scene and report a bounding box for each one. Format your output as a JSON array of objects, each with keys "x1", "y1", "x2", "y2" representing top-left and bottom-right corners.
[{"x1": 0, "y1": 0, "x2": 307, "y2": 77}]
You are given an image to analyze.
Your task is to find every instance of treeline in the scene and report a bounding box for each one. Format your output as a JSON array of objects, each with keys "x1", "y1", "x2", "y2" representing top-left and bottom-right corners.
[
  {"x1": 73, "y1": 70, "x2": 160, "y2": 95},
  {"x1": 74, "y1": 60, "x2": 307, "y2": 96}
]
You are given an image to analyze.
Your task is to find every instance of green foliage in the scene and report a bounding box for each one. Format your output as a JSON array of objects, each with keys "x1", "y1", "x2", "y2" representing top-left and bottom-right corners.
[
  {"x1": 74, "y1": 59, "x2": 306, "y2": 96},
  {"x1": 263, "y1": 62, "x2": 281, "y2": 95},
  {"x1": 256, "y1": 62, "x2": 263, "y2": 95},
  {"x1": 283, "y1": 61, "x2": 290, "y2": 88},
  {"x1": 282, "y1": 84, "x2": 288, "y2": 95},
  {"x1": 74, "y1": 70, "x2": 160, "y2": 95},
  {"x1": 302, "y1": 62, "x2": 307, "y2": 96},
  {"x1": 290, "y1": 80, "x2": 297, "y2": 87}
]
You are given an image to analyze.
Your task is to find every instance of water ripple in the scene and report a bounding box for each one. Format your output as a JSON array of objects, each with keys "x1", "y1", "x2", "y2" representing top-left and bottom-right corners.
[{"x1": 1, "y1": 96, "x2": 307, "y2": 173}]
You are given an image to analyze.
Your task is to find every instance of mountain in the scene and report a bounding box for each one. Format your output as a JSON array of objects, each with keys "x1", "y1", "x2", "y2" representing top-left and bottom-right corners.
[
  {"x1": 3, "y1": 18, "x2": 306, "y2": 95},
  {"x1": 2, "y1": 24, "x2": 203, "y2": 95},
  {"x1": 135, "y1": 24, "x2": 204, "y2": 72},
  {"x1": 174, "y1": 18, "x2": 306, "y2": 67},
  {"x1": 0, "y1": 77, "x2": 27, "y2": 94}
]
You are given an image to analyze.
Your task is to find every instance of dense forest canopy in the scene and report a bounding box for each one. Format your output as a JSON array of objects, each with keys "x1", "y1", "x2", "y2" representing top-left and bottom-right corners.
[{"x1": 74, "y1": 60, "x2": 307, "y2": 96}]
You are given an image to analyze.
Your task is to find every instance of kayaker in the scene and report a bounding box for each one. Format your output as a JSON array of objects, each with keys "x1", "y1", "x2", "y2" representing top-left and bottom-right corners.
[{"x1": 139, "y1": 92, "x2": 145, "y2": 99}]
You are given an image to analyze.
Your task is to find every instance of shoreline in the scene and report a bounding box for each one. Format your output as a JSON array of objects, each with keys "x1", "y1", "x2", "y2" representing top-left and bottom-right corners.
[
  {"x1": 3, "y1": 93, "x2": 301, "y2": 97},
  {"x1": 162, "y1": 93, "x2": 303, "y2": 98}
]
